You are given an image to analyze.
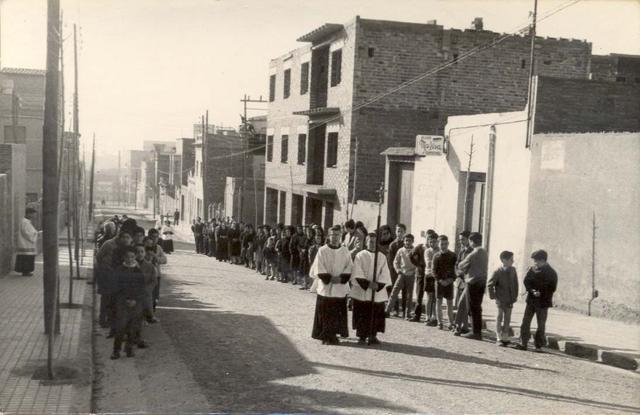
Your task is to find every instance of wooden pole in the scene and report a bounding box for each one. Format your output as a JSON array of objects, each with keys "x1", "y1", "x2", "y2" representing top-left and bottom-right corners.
[
  {"x1": 462, "y1": 136, "x2": 474, "y2": 231},
  {"x1": 72, "y1": 24, "x2": 81, "y2": 280},
  {"x1": 525, "y1": 0, "x2": 538, "y2": 148},
  {"x1": 88, "y1": 133, "x2": 95, "y2": 219},
  {"x1": 42, "y1": 0, "x2": 61, "y2": 379}
]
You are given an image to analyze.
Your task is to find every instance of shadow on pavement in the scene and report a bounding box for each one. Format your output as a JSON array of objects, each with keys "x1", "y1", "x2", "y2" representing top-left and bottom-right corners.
[
  {"x1": 314, "y1": 362, "x2": 640, "y2": 414},
  {"x1": 340, "y1": 340, "x2": 556, "y2": 372},
  {"x1": 157, "y1": 280, "x2": 415, "y2": 414}
]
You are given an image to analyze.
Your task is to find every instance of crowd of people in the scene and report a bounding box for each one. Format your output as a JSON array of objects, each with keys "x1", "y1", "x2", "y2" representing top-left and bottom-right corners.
[
  {"x1": 188, "y1": 216, "x2": 558, "y2": 350},
  {"x1": 94, "y1": 215, "x2": 167, "y2": 360}
]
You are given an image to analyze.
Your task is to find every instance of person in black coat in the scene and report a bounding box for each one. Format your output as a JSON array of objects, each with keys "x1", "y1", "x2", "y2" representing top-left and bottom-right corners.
[{"x1": 516, "y1": 249, "x2": 558, "y2": 352}]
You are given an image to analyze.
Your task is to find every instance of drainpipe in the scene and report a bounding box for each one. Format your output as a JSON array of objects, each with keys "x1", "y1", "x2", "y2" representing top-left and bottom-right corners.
[{"x1": 482, "y1": 125, "x2": 497, "y2": 258}]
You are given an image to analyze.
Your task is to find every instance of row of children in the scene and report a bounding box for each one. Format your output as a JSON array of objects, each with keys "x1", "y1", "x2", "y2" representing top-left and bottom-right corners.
[{"x1": 95, "y1": 217, "x2": 167, "y2": 359}]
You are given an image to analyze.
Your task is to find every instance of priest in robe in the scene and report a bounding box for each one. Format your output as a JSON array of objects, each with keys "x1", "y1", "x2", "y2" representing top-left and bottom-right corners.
[
  {"x1": 350, "y1": 232, "x2": 392, "y2": 344},
  {"x1": 310, "y1": 225, "x2": 352, "y2": 345}
]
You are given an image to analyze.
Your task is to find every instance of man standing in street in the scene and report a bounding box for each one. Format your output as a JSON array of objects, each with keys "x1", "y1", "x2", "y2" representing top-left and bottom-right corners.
[
  {"x1": 457, "y1": 232, "x2": 488, "y2": 340},
  {"x1": 453, "y1": 230, "x2": 473, "y2": 335},
  {"x1": 192, "y1": 217, "x2": 204, "y2": 254},
  {"x1": 173, "y1": 209, "x2": 180, "y2": 226},
  {"x1": 516, "y1": 249, "x2": 558, "y2": 352},
  {"x1": 15, "y1": 207, "x2": 39, "y2": 277}
]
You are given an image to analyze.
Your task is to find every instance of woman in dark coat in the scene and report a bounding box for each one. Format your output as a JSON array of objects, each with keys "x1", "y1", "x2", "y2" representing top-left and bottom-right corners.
[
  {"x1": 228, "y1": 222, "x2": 242, "y2": 264},
  {"x1": 215, "y1": 223, "x2": 229, "y2": 262}
]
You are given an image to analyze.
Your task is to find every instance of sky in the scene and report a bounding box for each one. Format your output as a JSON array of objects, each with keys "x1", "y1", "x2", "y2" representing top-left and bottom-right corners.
[{"x1": 1, "y1": 0, "x2": 639, "y2": 169}]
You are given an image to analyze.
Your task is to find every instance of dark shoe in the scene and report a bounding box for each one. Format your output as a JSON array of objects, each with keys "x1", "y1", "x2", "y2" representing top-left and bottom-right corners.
[
  {"x1": 453, "y1": 331, "x2": 462, "y2": 336},
  {"x1": 462, "y1": 332, "x2": 482, "y2": 340},
  {"x1": 298, "y1": 286, "x2": 307, "y2": 290},
  {"x1": 425, "y1": 320, "x2": 438, "y2": 327},
  {"x1": 110, "y1": 350, "x2": 120, "y2": 360},
  {"x1": 534, "y1": 347, "x2": 545, "y2": 353},
  {"x1": 384, "y1": 311, "x2": 390, "y2": 318},
  {"x1": 368, "y1": 337, "x2": 380, "y2": 345},
  {"x1": 514, "y1": 343, "x2": 528, "y2": 351},
  {"x1": 409, "y1": 316, "x2": 421, "y2": 322},
  {"x1": 357, "y1": 337, "x2": 366, "y2": 345},
  {"x1": 125, "y1": 346, "x2": 135, "y2": 357},
  {"x1": 22, "y1": 272, "x2": 34, "y2": 277},
  {"x1": 137, "y1": 341, "x2": 149, "y2": 349},
  {"x1": 438, "y1": 323, "x2": 444, "y2": 330}
]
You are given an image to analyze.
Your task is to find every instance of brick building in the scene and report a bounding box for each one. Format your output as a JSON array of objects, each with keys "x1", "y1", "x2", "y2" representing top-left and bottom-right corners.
[
  {"x1": 0, "y1": 68, "x2": 46, "y2": 203},
  {"x1": 264, "y1": 16, "x2": 593, "y2": 229},
  {"x1": 175, "y1": 137, "x2": 195, "y2": 223},
  {"x1": 590, "y1": 53, "x2": 640, "y2": 84}
]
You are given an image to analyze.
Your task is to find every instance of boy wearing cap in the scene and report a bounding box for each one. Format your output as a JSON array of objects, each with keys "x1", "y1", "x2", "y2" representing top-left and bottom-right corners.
[
  {"x1": 487, "y1": 251, "x2": 519, "y2": 346},
  {"x1": 516, "y1": 250, "x2": 558, "y2": 352}
]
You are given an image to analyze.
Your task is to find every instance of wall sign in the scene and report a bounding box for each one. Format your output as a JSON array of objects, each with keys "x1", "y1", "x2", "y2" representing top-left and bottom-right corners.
[
  {"x1": 415, "y1": 135, "x2": 445, "y2": 156},
  {"x1": 540, "y1": 141, "x2": 565, "y2": 171}
]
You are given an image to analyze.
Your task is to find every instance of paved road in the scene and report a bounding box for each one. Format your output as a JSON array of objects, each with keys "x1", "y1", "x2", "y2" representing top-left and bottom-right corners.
[{"x1": 95, "y1": 239, "x2": 640, "y2": 414}]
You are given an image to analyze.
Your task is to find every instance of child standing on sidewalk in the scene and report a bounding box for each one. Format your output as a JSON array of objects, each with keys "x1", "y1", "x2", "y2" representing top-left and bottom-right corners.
[{"x1": 487, "y1": 250, "x2": 519, "y2": 346}]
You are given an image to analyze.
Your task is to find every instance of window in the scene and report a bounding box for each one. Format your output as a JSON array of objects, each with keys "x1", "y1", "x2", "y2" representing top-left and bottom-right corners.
[
  {"x1": 368, "y1": 47, "x2": 375, "y2": 58},
  {"x1": 326, "y1": 132, "x2": 338, "y2": 167},
  {"x1": 266, "y1": 135, "x2": 273, "y2": 162},
  {"x1": 616, "y1": 76, "x2": 626, "y2": 83},
  {"x1": 297, "y1": 134, "x2": 306, "y2": 165},
  {"x1": 521, "y1": 59, "x2": 526, "y2": 69},
  {"x1": 269, "y1": 74, "x2": 276, "y2": 102},
  {"x1": 300, "y1": 62, "x2": 309, "y2": 95},
  {"x1": 452, "y1": 53, "x2": 459, "y2": 64},
  {"x1": 330, "y1": 49, "x2": 342, "y2": 87},
  {"x1": 280, "y1": 135, "x2": 288, "y2": 163},
  {"x1": 283, "y1": 69, "x2": 291, "y2": 99},
  {"x1": 4, "y1": 125, "x2": 26, "y2": 144}
]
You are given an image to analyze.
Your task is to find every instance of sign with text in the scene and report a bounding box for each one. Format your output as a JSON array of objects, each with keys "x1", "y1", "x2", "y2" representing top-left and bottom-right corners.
[{"x1": 415, "y1": 135, "x2": 445, "y2": 156}]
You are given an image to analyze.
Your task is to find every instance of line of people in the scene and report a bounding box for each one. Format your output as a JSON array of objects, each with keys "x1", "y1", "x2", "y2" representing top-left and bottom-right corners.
[
  {"x1": 189, "y1": 216, "x2": 558, "y2": 351},
  {"x1": 95, "y1": 216, "x2": 167, "y2": 360}
]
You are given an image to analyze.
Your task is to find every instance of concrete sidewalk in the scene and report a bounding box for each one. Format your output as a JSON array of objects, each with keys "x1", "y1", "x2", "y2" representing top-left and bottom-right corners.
[
  {"x1": 0, "y1": 244, "x2": 94, "y2": 414},
  {"x1": 482, "y1": 298, "x2": 640, "y2": 371}
]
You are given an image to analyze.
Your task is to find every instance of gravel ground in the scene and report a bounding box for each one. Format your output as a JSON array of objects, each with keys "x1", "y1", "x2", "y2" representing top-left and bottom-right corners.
[{"x1": 94, "y1": 242, "x2": 640, "y2": 414}]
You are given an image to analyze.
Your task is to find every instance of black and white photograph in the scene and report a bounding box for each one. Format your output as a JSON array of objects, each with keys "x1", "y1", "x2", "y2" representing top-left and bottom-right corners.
[{"x1": 0, "y1": 0, "x2": 638, "y2": 413}]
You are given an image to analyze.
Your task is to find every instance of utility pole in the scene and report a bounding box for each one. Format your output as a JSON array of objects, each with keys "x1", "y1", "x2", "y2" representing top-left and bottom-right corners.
[
  {"x1": 349, "y1": 136, "x2": 358, "y2": 220},
  {"x1": 117, "y1": 150, "x2": 121, "y2": 206},
  {"x1": 462, "y1": 136, "x2": 475, "y2": 232},
  {"x1": 134, "y1": 169, "x2": 138, "y2": 210},
  {"x1": 239, "y1": 94, "x2": 268, "y2": 223},
  {"x1": 203, "y1": 111, "x2": 209, "y2": 221},
  {"x1": 525, "y1": 0, "x2": 538, "y2": 148},
  {"x1": 42, "y1": 0, "x2": 61, "y2": 379},
  {"x1": 72, "y1": 23, "x2": 81, "y2": 280},
  {"x1": 88, "y1": 133, "x2": 95, "y2": 219}
]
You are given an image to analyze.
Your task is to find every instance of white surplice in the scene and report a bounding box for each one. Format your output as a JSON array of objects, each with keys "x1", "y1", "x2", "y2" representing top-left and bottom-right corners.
[
  {"x1": 350, "y1": 250, "x2": 391, "y2": 303},
  {"x1": 309, "y1": 244, "x2": 352, "y2": 298}
]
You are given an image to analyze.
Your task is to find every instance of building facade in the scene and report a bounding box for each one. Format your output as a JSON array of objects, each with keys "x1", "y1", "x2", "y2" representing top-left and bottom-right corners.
[
  {"x1": 0, "y1": 68, "x2": 46, "y2": 202},
  {"x1": 265, "y1": 16, "x2": 593, "y2": 229},
  {"x1": 408, "y1": 75, "x2": 640, "y2": 320}
]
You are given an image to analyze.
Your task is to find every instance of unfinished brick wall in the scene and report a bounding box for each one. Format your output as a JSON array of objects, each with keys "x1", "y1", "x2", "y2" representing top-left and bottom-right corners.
[
  {"x1": 534, "y1": 77, "x2": 640, "y2": 134},
  {"x1": 204, "y1": 134, "x2": 245, "y2": 206},
  {"x1": 350, "y1": 18, "x2": 592, "y2": 202},
  {"x1": 590, "y1": 54, "x2": 640, "y2": 83}
]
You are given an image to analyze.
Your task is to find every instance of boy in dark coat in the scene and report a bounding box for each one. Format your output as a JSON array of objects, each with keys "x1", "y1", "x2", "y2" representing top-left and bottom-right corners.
[
  {"x1": 487, "y1": 250, "x2": 519, "y2": 346},
  {"x1": 516, "y1": 249, "x2": 558, "y2": 352},
  {"x1": 111, "y1": 248, "x2": 146, "y2": 359}
]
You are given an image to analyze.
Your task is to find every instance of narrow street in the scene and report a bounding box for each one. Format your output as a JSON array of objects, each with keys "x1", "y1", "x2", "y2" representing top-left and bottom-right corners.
[{"x1": 94, "y1": 240, "x2": 640, "y2": 414}]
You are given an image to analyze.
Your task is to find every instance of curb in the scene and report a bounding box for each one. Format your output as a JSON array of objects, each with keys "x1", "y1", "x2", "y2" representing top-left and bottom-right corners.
[{"x1": 483, "y1": 321, "x2": 639, "y2": 372}]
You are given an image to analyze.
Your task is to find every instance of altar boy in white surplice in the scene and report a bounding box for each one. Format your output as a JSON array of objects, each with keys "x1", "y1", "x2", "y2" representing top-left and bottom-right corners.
[{"x1": 310, "y1": 225, "x2": 352, "y2": 345}]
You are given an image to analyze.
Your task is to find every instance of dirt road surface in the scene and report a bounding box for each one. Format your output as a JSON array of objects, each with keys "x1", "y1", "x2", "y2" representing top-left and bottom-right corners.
[{"x1": 94, "y1": 240, "x2": 640, "y2": 414}]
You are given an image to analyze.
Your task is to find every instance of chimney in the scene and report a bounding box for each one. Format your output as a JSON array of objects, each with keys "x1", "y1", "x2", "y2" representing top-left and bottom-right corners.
[{"x1": 471, "y1": 17, "x2": 484, "y2": 31}]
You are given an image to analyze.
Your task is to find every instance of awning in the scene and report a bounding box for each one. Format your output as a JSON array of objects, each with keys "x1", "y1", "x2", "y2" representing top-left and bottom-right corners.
[
  {"x1": 293, "y1": 107, "x2": 340, "y2": 117},
  {"x1": 297, "y1": 24, "x2": 343, "y2": 43}
]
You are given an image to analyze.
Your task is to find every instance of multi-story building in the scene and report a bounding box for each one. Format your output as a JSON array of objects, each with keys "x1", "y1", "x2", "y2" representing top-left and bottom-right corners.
[
  {"x1": 175, "y1": 137, "x2": 195, "y2": 224},
  {"x1": 264, "y1": 16, "x2": 593, "y2": 229},
  {"x1": 0, "y1": 68, "x2": 46, "y2": 203}
]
